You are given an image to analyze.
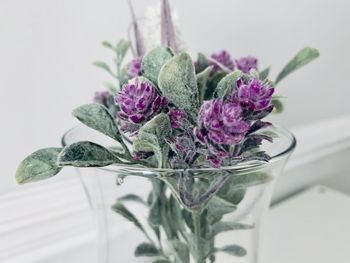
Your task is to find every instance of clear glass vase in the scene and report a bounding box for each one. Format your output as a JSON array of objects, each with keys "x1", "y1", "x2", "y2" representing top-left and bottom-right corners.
[{"x1": 62, "y1": 125, "x2": 296, "y2": 263}]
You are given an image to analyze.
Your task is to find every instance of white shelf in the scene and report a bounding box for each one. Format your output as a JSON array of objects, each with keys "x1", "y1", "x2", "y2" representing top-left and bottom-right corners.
[{"x1": 261, "y1": 185, "x2": 350, "y2": 263}]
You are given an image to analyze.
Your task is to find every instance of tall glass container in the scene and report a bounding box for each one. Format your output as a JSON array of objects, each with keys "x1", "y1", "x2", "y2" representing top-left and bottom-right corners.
[{"x1": 62, "y1": 125, "x2": 296, "y2": 263}]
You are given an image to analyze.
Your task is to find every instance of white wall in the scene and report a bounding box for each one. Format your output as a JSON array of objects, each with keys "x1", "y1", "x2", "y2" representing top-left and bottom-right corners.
[{"x1": 0, "y1": 0, "x2": 349, "y2": 194}]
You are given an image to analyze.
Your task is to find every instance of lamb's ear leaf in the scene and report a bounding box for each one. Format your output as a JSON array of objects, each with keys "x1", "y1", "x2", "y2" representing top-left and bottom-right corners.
[
  {"x1": 134, "y1": 242, "x2": 160, "y2": 257},
  {"x1": 72, "y1": 103, "x2": 122, "y2": 143},
  {"x1": 16, "y1": 148, "x2": 63, "y2": 184},
  {"x1": 197, "y1": 66, "x2": 213, "y2": 104},
  {"x1": 195, "y1": 52, "x2": 211, "y2": 73},
  {"x1": 116, "y1": 39, "x2": 130, "y2": 61},
  {"x1": 58, "y1": 141, "x2": 119, "y2": 167},
  {"x1": 211, "y1": 222, "x2": 254, "y2": 237},
  {"x1": 275, "y1": 47, "x2": 319, "y2": 85},
  {"x1": 141, "y1": 46, "x2": 174, "y2": 85},
  {"x1": 272, "y1": 99, "x2": 284, "y2": 113},
  {"x1": 158, "y1": 52, "x2": 199, "y2": 114},
  {"x1": 218, "y1": 173, "x2": 272, "y2": 204},
  {"x1": 216, "y1": 245, "x2": 247, "y2": 257},
  {"x1": 259, "y1": 67, "x2": 270, "y2": 81},
  {"x1": 93, "y1": 61, "x2": 114, "y2": 76},
  {"x1": 170, "y1": 239, "x2": 190, "y2": 263},
  {"x1": 216, "y1": 70, "x2": 243, "y2": 99},
  {"x1": 112, "y1": 202, "x2": 146, "y2": 234},
  {"x1": 133, "y1": 113, "x2": 172, "y2": 168}
]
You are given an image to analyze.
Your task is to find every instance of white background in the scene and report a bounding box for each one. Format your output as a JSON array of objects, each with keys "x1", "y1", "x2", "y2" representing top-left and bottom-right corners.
[{"x1": 0, "y1": 0, "x2": 350, "y2": 195}]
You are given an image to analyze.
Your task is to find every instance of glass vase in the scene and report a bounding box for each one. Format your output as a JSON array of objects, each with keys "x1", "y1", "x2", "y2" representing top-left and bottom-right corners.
[{"x1": 62, "y1": 124, "x2": 296, "y2": 263}]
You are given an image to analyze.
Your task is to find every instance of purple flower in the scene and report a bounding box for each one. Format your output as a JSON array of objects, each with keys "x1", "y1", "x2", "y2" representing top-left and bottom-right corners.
[
  {"x1": 235, "y1": 56, "x2": 258, "y2": 73},
  {"x1": 115, "y1": 78, "x2": 168, "y2": 127},
  {"x1": 196, "y1": 99, "x2": 250, "y2": 145},
  {"x1": 207, "y1": 155, "x2": 222, "y2": 168},
  {"x1": 93, "y1": 91, "x2": 113, "y2": 108},
  {"x1": 235, "y1": 79, "x2": 274, "y2": 112},
  {"x1": 127, "y1": 57, "x2": 142, "y2": 77},
  {"x1": 168, "y1": 108, "x2": 188, "y2": 129},
  {"x1": 210, "y1": 50, "x2": 234, "y2": 71}
]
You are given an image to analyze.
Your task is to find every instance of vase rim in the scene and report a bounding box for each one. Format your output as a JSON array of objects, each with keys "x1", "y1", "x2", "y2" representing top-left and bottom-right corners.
[{"x1": 61, "y1": 124, "x2": 296, "y2": 173}]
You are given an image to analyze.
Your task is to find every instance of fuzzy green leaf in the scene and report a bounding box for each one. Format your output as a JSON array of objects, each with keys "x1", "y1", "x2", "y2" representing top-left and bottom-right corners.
[
  {"x1": 93, "y1": 61, "x2": 114, "y2": 76},
  {"x1": 212, "y1": 222, "x2": 253, "y2": 237},
  {"x1": 116, "y1": 39, "x2": 130, "y2": 60},
  {"x1": 259, "y1": 67, "x2": 270, "y2": 80},
  {"x1": 216, "y1": 70, "x2": 243, "y2": 99},
  {"x1": 102, "y1": 41, "x2": 114, "y2": 50},
  {"x1": 218, "y1": 173, "x2": 271, "y2": 204},
  {"x1": 275, "y1": 47, "x2": 319, "y2": 85},
  {"x1": 158, "y1": 52, "x2": 199, "y2": 113},
  {"x1": 217, "y1": 245, "x2": 247, "y2": 257},
  {"x1": 197, "y1": 66, "x2": 213, "y2": 104},
  {"x1": 272, "y1": 99, "x2": 284, "y2": 113},
  {"x1": 195, "y1": 53, "x2": 210, "y2": 73},
  {"x1": 133, "y1": 113, "x2": 171, "y2": 168},
  {"x1": 72, "y1": 103, "x2": 122, "y2": 143},
  {"x1": 112, "y1": 202, "x2": 146, "y2": 233},
  {"x1": 134, "y1": 242, "x2": 159, "y2": 257},
  {"x1": 118, "y1": 194, "x2": 146, "y2": 205},
  {"x1": 206, "y1": 196, "x2": 237, "y2": 224},
  {"x1": 16, "y1": 148, "x2": 62, "y2": 184},
  {"x1": 205, "y1": 71, "x2": 227, "y2": 100},
  {"x1": 141, "y1": 46, "x2": 174, "y2": 85},
  {"x1": 170, "y1": 239, "x2": 190, "y2": 263},
  {"x1": 58, "y1": 141, "x2": 119, "y2": 167}
]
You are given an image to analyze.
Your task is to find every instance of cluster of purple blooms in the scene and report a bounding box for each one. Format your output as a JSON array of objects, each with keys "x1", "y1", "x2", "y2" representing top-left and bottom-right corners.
[
  {"x1": 194, "y1": 78, "x2": 274, "y2": 167},
  {"x1": 96, "y1": 50, "x2": 274, "y2": 168},
  {"x1": 210, "y1": 51, "x2": 258, "y2": 73},
  {"x1": 115, "y1": 79, "x2": 168, "y2": 133}
]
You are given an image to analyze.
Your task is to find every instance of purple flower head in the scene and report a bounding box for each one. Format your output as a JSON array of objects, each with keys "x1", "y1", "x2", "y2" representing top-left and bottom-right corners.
[
  {"x1": 127, "y1": 57, "x2": 142, "y2": 77},
  {"x1": 235, "y1": 78, "x2": 275, "y2": 113},
  {"x1": 196, "y1": 99, "x2": 250, "y2": 145},
  {"x1": 207, "y1": 155, "x2": 222, "y2": 168},
  {"x1": 93, "y1": 91, "x2": 113, "y2": 108},
  {"x1": 168, "y1": 108, "x2": 188, "y2": 129},
  {"x1": 115, "y1": 78, "x2": 168, "y2": 127},
  {"x1": 210, "y1": 50, "x2": 235, "y2": 72},
  {"x1": 235, "y1": 56, "x2": 258, "y2": 73}
]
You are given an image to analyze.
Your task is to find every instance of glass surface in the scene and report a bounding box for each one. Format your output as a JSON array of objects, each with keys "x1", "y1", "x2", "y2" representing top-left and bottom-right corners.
[{"x1": 62, "y1": 125, "x2": 295, "y2": 263}]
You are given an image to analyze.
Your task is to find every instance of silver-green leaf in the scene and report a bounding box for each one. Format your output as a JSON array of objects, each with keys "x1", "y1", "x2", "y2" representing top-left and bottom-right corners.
[
  {"x1": 170, "y1": 239, "x2": 190, "y2": 263},
  {"x1": 272, "y1": 99, "x2": 284, "y2": 113},
  {"x1": 141, "y1": 46, "x2": 174, "y2": 85},
  {"x1": 275, "y1": 47, "x2": 319, "y2": 85},
  {"x1": 133, "y1": 113, "x2": 172, "y2": 168},
  {"x1": 118, "y1": 194, "x2": 146, "y2": 205},
  {"x1": 16, "y1": 148, "x2": 62, "y2": 184},
  {"x1": 158, "y1": 52, "x2": 199, "y2": 113},
  {"x1": 72, "y1": 103, "x2": 122, "y2": 143},
  {"x1": 197, "y1": 66, "x2": 213, "y2": 104},
  {"x1": 134, "y1": 243, "x2": 159, "y2": 257},
  {"x1": 92, "y1": 61, "x2": 115, "y2": 76},
  {"x1": 216, "y1": 70, "x2": 243, "y2": 99},
  {"x1": 58, "y1": 141, "x2": 119, "y2": 167},
  {"x1": 116, "y1": 39, "x2": 130, "y2": 61},
  {"x1": 259, "y1": 67, "x2": 270, "y2": 81},
  {"x1": 212, "y1": 222, "x2": 253, "y2": 237},
  {"x1": 217, "y1": 245, "x2": 247, "y2": 257},
  {"x1": 112, "y1": 202, "x2": 146, "y2": 234}
]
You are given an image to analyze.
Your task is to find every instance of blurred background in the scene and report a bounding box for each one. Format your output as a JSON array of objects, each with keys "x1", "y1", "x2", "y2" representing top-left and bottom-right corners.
[{"x1": 0, "y1": 0, "x2": 349, "y2": 262}]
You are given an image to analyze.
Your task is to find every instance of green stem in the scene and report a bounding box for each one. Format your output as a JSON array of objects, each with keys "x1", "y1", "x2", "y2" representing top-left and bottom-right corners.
[{"x1": 193, "y1": 211, "x2": 205, "y2": 263}]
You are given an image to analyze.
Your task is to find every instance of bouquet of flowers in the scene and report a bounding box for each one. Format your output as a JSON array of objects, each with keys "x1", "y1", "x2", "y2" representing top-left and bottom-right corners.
[{"x1": 16, "y1": 1, "x2": 319, "y2": 262}]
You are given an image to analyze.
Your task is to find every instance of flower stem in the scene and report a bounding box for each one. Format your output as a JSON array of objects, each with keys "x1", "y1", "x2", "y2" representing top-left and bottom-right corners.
[{"x1": 193, "y1": 211, "x2": 205, "y2": 263}]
